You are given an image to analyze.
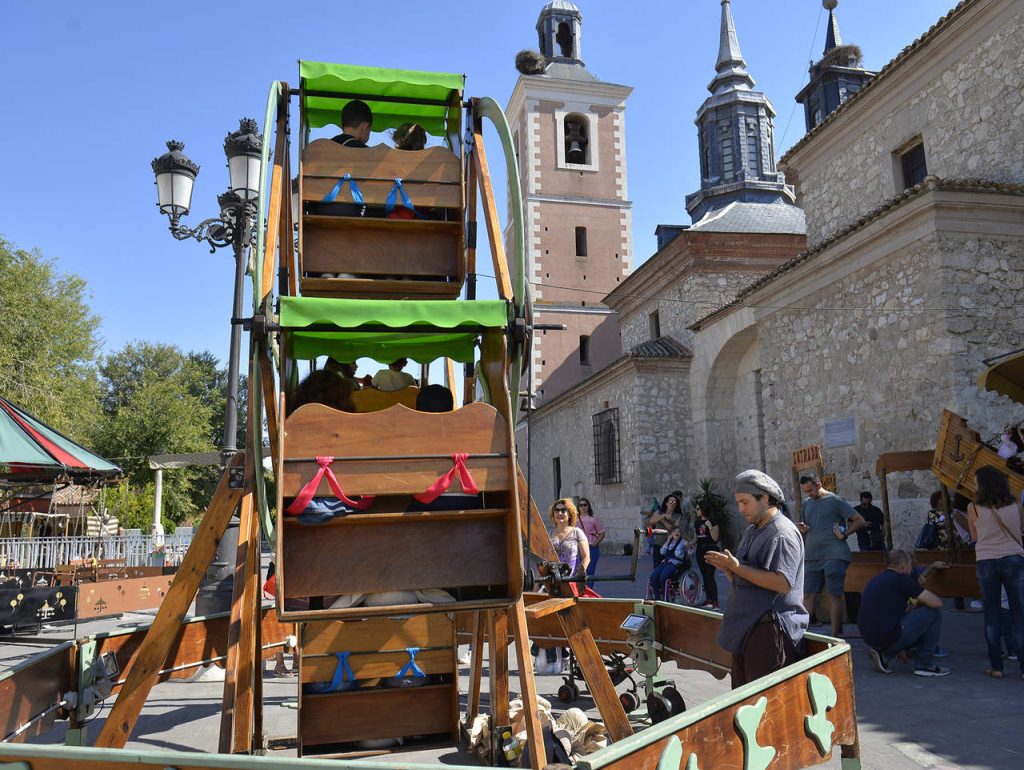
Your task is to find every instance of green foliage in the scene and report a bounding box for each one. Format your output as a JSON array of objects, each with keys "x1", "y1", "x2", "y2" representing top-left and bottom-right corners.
[
  {"x1": 0, "y1": 237, "x2": 102, "y2": 441},
  {"x1": 95, "y1": 342, "x2": 218, "y2": 523},
  {"x1": 102, "y1": 481, "x2": 177, "y2": 533},
  {"x1": 692, "y1": 478, "x2": 739, "y2": 551}
]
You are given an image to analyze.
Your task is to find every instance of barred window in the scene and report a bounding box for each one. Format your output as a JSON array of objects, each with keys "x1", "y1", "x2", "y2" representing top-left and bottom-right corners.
[{"x1": 593, "y1": 408, "x2": 621, "y2": 484}]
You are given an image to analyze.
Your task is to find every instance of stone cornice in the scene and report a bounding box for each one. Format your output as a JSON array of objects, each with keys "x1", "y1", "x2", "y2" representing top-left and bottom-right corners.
[
  {"x1": 688, "y1": 177, "x2": 1024, "y2": 330},
  {"x1": 780, "y1": 0, "x2": 984, "y2": 169},
  {"x1": 604, "y1": 231, "x2": 803, "y2": 316},
  {"x1": 507, "y1": 73, "x2": 632, "y2": 121}
]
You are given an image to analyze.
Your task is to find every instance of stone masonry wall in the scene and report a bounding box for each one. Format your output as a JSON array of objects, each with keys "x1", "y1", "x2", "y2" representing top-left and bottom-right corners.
[
  {"x1": 793, "y1": 4, "x2": 1024, "y2": 246},
  {"x1": 526, "y1": 358, "x2": 693, "y2": 553},
  {"x1": 757, "y1": 224, "x2": 1024, "y2": 547},
  {"x1": 758, "y1": 232, "x2": 951, "y2": 546},
  {"x1": 619, "y1": 271, "x2": 762, "y2": 351}
]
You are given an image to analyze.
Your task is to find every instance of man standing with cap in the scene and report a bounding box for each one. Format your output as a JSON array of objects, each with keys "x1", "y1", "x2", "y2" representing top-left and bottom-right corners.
[{"x1": 706, "y1": 470, "x2": 807, "y2": 688}]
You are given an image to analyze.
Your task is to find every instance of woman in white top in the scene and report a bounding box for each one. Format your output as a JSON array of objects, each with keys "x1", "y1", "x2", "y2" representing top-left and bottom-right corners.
[{"x1": 967, "y1": 465, "x2": 1024, "y2": 679}]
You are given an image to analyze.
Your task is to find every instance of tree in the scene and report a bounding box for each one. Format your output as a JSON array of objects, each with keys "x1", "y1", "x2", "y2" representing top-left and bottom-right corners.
[
  {"x1": 0, "y1": 237, "x2": 102, "y2": 441},
  {"x1": 95, "y1": 342, "x2": 218, "y2": 523}
]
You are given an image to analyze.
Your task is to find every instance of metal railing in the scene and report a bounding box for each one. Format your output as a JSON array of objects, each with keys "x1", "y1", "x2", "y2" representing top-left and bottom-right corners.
[{"x1": 0, "y1": 532, "x2": 194, "y2": 570}]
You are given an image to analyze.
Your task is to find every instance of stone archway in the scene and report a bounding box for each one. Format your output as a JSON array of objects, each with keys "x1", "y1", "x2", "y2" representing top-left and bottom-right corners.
[{"x1": 694, "y1": 323, "x2": 764, "y2": 487}]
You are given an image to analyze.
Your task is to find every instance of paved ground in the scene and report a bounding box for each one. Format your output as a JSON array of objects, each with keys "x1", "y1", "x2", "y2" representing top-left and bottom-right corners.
[{"x1": 2, "y1": 553, "x2": 1023, "y2": 769}]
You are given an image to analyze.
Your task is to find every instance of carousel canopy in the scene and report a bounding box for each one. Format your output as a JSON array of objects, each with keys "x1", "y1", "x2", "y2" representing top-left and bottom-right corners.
[
  {"x1": 299, "y1": 60, "x2": 464, "y2": 137},
  {"x1": 0, "y1": 396, "x2": 120, "y2": 483}
]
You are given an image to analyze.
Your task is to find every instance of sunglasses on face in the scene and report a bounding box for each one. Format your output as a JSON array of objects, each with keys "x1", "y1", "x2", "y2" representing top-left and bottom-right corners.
[{"x1": 554, "y1": 507, "x2": 568, "y2": 513}]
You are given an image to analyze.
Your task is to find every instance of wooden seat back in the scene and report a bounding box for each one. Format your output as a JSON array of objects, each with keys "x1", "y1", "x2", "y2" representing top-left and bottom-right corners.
[
  {"x1": 276, "y1": 402, "x2": 521, "y2": 620},
  {"x1": 298, "y1": 140, "x2": 465, "y2": 300},
  {"x1": 351, "y1": 385, "x2": 419, "y2": 413},
  {"x1": 297, "y1": 615, "x2": 458, "y2": 755}
]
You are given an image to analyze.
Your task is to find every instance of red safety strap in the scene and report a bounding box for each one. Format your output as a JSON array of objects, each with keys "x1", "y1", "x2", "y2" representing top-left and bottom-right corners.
[
  {"x1": 285, "y1": 456, "x2": 375, "y2": 515},
  {"x1": 413, "y1": 452, "x2": 479, "y2": 505}
]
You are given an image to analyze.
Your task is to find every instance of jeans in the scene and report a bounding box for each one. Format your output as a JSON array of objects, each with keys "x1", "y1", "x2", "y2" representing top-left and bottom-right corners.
[
  {"x1": 650, "y1": 561, "x2": 684, "y2": 598},
  {"x1": 586, "y1": 544, "x2": 600, "y2": 581},
  {"x1": 976, "y1": 554, "x2": 1024, "y2": 672},
  {"x1": 881, "y1": 606, "x2": 943, "y2": 669}
]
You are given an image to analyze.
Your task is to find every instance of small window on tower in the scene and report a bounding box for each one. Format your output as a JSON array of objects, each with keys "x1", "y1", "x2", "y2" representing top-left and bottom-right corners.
[
  {"x1": 575, "y1": 226, "x2": 588, "y2": 257},
  {"x1": 649, "y1": 311, "x2": 661, "y2": 341},
  {"x1": 564, "y1": 114, "x2": 590, "y2": 165},
  {"x1": 579, "y1": 335, "x2": 591, "y2": 366},
  {"x1": 898, "y1": 139, "x2": 928, "y2": 190},
  {"x1": 553, "y1": 457, "x2": 562, "y2": 498}
]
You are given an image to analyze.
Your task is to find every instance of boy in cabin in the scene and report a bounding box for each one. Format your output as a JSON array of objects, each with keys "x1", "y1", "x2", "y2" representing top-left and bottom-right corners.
[{"x1": 331, "y1": 100, "x2": 373, "y2": 148}]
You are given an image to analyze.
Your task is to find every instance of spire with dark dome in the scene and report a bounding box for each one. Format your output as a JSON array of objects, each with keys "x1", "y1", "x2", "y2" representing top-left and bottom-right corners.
[
  {"x1": 823, "y1": 0, "x2": 842, "y2": 52},
  {"x1": 796, "y1": 0, "x2": 875, "y2": 131},
  {"x1": 710, "y1": 0, "x2": 755, "y2": 94},
  {"x1": 685, "y1": 0, "x2": 796, "y2": 223}
]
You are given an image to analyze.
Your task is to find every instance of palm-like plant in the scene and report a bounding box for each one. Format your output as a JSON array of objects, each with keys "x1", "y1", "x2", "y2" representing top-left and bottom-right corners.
[{"x1": 692, "y1": 478, "x2": 736, "y2": 550}]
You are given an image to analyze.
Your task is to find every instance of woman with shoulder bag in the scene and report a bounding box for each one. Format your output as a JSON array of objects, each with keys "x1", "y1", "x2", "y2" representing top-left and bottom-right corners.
[{"x1": 967, "y1": 465, "x2": 1024, "y2": 679}]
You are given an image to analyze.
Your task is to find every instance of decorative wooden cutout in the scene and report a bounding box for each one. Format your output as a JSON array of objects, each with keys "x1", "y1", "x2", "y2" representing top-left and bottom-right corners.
[
  {"x1": 657, "y1": 735, "x2": 683, "y2": 770},
  {"x1": 735, "y1": 696, "x2": 775, "y2": 770},
  {"x1": 804, "y1": 672, "x2": 838, "y2": 755}
]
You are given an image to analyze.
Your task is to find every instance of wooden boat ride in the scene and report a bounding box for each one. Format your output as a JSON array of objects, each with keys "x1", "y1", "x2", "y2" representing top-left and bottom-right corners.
[{"x1": 0, "y1": 61, "x2": 862, "y2": 769}]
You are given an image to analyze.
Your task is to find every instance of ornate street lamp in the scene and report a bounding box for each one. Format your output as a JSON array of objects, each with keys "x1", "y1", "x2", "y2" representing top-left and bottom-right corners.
[{"x1": 150, "y1": 118, "x2": 263, "y2": 459}]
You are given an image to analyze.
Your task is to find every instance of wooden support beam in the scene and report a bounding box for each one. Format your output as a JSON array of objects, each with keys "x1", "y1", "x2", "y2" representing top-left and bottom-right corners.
[
  {"x1": 95, "y1": 457, "x2": 245, "y2": 749},
  {"x1": 555, "y1": 606, "x2": 634, "y2": 742},
  {"x1": 467, "y1": 611, "x2": 485, "y2": 723},
  {"x1": 524, "y1": 596, "x2": 576, "y2": 619},
  {"x1": 259, "y1": 352, "x2": 279, "y2": 463},
  {"x1": 472, "y1": 129, "x2": 514, "y2": 302},
  {"x1": 260, "y1": 91, "x2": 288, "y2": 302},
  {"x1": 510, "y1": 598, "x2": 546, "y2": 770},
  {"x1": 487, "y1": 609, "x2": 510, "y2": 737},
  {"x1": 219, "y1": 490, "x2": 260, "y2": 754}
]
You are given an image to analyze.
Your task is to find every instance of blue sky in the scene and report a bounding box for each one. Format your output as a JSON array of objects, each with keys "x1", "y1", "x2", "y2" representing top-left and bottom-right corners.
[{"x1": 0, "y1": 1, "x2": 952, "y2": 369}]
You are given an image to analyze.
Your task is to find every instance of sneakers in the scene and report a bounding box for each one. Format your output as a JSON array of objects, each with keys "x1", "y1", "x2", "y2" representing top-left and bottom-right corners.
[
  {"x1": 913, "y1": 664, "x2": 951, "y2": 677},
  {"x1": 868, "y1": 648, "x2": 892, "y2": 674}
]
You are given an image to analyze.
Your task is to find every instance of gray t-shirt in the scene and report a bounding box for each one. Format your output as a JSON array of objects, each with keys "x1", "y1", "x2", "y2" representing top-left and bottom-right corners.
[
  {"x1": 717, "y1": 512, "x2": 807, "y2": 654},
  {"x1": 802, "y1": 492, "x2": 856, "y2": 562}
]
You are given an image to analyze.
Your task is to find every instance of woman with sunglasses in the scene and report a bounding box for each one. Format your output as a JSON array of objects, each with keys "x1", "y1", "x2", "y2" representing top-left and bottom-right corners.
[
  {"x1": 577, "y1": 498, "x2": 605, "y2": 583},
  {"x1": 550, "y1": 498, "x2": 590, "y2": 583}
]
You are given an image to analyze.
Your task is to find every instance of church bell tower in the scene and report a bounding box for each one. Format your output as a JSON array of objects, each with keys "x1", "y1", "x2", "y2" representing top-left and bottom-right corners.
[{"x1": 506, "y1": 1, "x2": 633, "y2": 408}]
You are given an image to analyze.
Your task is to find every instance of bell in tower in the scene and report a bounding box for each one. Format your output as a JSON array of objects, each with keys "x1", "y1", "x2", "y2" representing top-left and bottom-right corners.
[{"x1": 564, "y1": 117, "x2": 588, "y2": 164}]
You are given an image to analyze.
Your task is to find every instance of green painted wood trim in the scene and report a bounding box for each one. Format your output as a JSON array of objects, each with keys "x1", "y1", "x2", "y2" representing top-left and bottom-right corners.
[{"x1": 577, "y1": 640, "x2": 853, "y2": 769}]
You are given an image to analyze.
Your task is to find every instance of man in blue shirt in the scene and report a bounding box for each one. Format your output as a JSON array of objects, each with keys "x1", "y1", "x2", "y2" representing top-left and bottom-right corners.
[
  {"x1": 798, "y1": 474, "x2": 866, "y2": 637},
  {"x1": 857, "y1": 549, "x2": 950, "y2": 677}
]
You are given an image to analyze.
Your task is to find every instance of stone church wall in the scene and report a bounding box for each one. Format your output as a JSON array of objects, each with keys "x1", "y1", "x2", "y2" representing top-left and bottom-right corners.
[
  {"x1": 524, "y1": 358, "x2": 692, "y2": 552},
  {"x1": 792, "y1": 2, "x2": 1024, "y2": 246},
  {"x1": 619, "y1": 271, "x2": 763, "y2": 352},
  {"x1": 757, "y1": 224, "x2": 1024, "y2": 547}
]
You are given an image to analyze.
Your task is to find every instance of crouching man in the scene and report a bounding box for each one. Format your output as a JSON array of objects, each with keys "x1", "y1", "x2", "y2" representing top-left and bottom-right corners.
[{"x1": 857, "y1": 549, "x2": 950, "y2": 677}]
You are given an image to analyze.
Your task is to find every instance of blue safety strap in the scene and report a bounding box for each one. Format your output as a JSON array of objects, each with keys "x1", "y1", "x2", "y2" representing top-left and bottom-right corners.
[
  {"x1": 322, "y1": 174, "x2": 365, "y2": 205},
  {"x1": 325, "y1": 651, "x2": 356, "y2": 692},
  {"x1": 396, "y1": 647, "x2": 426, "y2": 678},
  {"x1": 384, "y1": 178, "x2": 424, "y2": 219}
]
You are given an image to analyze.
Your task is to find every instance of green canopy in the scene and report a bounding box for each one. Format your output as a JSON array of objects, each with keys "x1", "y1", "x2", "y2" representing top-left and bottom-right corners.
[
  {"x1": 300, "y1": 61, "x2": 464, "y2": 137},
  {"x1": 278, "y1": 297, "x2": 509, "y2": 364}
]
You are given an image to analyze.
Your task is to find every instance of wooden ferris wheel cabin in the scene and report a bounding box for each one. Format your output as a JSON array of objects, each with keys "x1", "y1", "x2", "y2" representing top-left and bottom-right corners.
[{"x1": 0, "y1": 61, "x2": 862, "y2": 770}]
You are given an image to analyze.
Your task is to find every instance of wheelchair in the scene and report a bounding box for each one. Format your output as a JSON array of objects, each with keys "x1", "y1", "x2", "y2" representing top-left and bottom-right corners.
[{"x1": 645, "y1": 547, "x2": 706, "y2": 607}]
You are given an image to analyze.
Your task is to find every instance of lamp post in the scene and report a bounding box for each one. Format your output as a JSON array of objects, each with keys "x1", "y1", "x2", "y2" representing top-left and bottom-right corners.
[
  {"x1": 151, "y1": 119, "x2": 262, "y2": 622},
  {"x1": 150, "y1": 118, "x2": 262, "y2": 460}
]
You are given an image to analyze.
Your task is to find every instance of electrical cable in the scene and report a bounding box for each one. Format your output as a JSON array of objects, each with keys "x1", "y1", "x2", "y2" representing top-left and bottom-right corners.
[{"x1": 778, "y1": 5, "x2": 825, "y2": 152}]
